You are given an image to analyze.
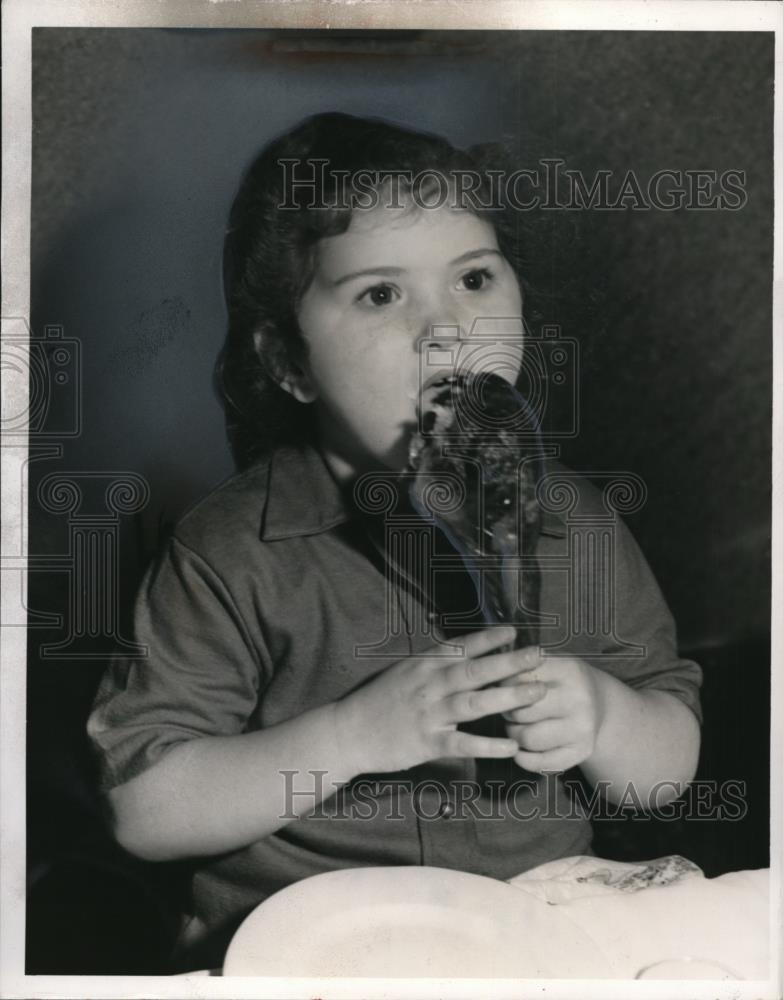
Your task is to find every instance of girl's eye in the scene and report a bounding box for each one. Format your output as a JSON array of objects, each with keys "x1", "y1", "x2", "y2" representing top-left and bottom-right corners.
[
  {"x1": 356, "y1": 283, "x2": 398, "y2": 307},
  {"x1": 459, "y1": 267, "x2": 494, "y2": 291}
]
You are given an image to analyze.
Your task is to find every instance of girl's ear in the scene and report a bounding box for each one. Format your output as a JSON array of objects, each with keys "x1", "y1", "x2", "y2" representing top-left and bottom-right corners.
[
  {"x1": 279, "y1": 367, "x2": 317, "y2": 405},
  {"x1": 253, "y1": 330, "x2": 317, "y2": 404}
]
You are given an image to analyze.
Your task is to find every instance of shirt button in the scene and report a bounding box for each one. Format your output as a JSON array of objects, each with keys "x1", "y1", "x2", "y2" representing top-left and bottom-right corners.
[{"x1": 437, "y1": 800, "x2": 455, "y2": 819}]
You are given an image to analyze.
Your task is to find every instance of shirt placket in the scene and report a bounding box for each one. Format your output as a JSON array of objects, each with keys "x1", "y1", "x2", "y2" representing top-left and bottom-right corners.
[{"x1": 361, "y1": 516, "x2": 482, "y2": 871}]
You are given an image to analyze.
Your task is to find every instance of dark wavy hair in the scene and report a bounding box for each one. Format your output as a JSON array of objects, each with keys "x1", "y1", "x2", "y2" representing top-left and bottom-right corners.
[{"x1": 216, "y1": 111, "x2": 533, "y2": 469}]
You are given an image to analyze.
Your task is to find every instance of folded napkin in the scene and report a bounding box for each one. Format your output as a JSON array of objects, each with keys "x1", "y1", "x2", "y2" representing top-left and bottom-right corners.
[
  {"x1": 509, "y1": 859, "x2": 769, "y2": 979},
  {"x1": 507, "y1": 854, "x2": 704, "y2": 904}
]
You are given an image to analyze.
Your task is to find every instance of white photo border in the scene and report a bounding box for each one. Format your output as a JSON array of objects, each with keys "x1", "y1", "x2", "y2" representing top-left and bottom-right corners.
[{"x1": 2, "y1": 2, "x2": 781, "y2": 998}]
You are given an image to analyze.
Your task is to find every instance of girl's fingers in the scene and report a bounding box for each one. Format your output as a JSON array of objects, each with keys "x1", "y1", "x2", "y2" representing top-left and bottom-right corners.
[
  {"x1": 441, "y1": 682, "x2": 546, "y2": 724},
  {"x1": 439, "y1": 730, "x2": 519, "y2": 759},
  {"x1": 514, "y1": 719, "x2": 566, "y2": 753},
  {"x1": 441, "y1": 643, "x2": 542, "y2": 693},
  {"x1": 444, "y1": 626, "x2": 517, "y2": 660},
  {"x1": 495, "y1": 646, "x2": 542, "y2": 682},
  {"x1": 502, "y1": 697, "x2": 558, "y2": 725},
  {"x1": 513, "y1": 746, "x2": 580, "y2": 774}
]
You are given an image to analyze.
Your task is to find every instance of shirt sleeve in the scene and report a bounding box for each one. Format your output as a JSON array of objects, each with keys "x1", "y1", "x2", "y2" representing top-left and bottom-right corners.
[
  {"x1": 568, "y1": 512, "x2": 704, "y2": 725},
  {"x1": 87, "y1": 534, "x2": 268, "y2": 791}
]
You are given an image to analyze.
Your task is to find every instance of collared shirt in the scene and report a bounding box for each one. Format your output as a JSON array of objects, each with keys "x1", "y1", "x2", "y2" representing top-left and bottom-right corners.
[{"x1": 88, "y1": 444, "x2": 702, "y2": 966}]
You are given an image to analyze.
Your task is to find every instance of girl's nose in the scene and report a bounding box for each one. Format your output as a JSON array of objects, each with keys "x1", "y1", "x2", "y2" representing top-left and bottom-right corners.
[
  {"x1": 416, "y1": 296, "x2": 466, "y2": 345},
  {"x1": 410, "y1": 301, "x2": 470, "y2": 398},
  {"x1": 424, "y1": 323, "x2": 463, "y2": 352}
]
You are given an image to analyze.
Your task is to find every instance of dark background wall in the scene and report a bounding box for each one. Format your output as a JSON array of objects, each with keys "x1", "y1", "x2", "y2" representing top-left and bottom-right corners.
[{"x1": 26, "y1": 29, "x2": 772, "y2": 973}]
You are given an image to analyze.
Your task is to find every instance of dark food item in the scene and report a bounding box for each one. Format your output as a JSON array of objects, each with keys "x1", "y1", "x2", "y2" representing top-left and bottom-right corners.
[{"x1": 407, "y1": 372, "x2": 543, "y2": 650}]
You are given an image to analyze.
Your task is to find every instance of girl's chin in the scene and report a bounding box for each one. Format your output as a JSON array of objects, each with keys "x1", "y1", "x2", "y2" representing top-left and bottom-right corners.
[
  {"x1": 319, "y1": 440, "x2": 410, "y2": 484},
  {"x1": 360, "y1": 454, "x2": 409, "y2": 476},
  {"x1": 383, "y1": 439, "x2": 414, "y2": 473}
]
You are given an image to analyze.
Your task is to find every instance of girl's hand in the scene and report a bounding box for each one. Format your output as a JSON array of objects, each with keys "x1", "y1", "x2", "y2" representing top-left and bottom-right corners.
[
  {"x1": 499, "y1": 650, "x2": 607, "y2": 773},
  {"x1": 333, "y1": 627, "x2": 548, "y2": 775}
]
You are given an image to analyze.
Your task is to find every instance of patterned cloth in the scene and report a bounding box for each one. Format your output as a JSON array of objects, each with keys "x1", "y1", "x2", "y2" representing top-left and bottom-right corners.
[{"x1": 508, "y1": 854, "x2": 704, "y2": 904}]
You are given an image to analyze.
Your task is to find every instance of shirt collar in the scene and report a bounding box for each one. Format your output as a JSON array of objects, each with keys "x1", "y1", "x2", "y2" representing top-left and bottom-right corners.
[
  {"x1": 259, "y1": 444, "x2": 352, "y2": 541},
  {"x1": 258, "y1": 443, "x2": 566, "y2": 541}
]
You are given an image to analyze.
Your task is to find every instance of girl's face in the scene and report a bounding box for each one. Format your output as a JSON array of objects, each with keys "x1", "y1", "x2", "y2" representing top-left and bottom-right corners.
[{"x1": 290, "y1": 202, "x2": 525, "y2": 479}]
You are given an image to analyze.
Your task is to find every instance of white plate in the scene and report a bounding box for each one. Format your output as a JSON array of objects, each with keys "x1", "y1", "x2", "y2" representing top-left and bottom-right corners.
[{"x1": 223, "y1": 866, "x2": 612, "y2": 978}]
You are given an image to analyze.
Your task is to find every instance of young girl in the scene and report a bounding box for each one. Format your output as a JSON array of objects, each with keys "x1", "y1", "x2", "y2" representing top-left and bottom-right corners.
[{"x1": 88, "y1": 112, "x2": 702, "y2": 969}]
